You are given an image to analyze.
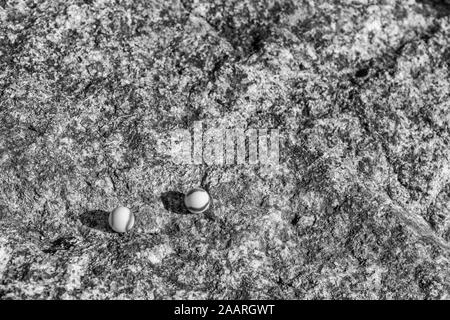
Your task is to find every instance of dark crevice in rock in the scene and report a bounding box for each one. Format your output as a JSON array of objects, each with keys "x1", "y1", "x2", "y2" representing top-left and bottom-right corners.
[
  {"x1": 418, "y1": 0, "x2": 450, "y2": 17},
  {"x1": 351, "y1": 23, "x2": 441, "y2": 86},
  {"x1": 43, "y1": 237, "x2": 76, "y2": 254}
]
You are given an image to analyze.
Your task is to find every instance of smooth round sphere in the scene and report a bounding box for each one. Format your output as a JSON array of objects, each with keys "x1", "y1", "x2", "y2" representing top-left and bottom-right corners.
[
  {"x1": 184, "y1": 188, "x2": 211, "y2": 214},
  {"x1": 109, "y1": 206, "x2": 135, "y2": 233}
]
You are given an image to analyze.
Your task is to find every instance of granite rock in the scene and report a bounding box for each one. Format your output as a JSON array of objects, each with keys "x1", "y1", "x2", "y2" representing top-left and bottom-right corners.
[{"x1": 0, "y1": 0, "x2": 450, "y2": 299}]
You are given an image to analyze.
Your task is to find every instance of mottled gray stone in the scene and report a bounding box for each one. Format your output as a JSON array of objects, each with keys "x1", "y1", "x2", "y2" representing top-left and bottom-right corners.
[{"x1": 0, "y1": 0, "x2": 450, "y2": 299}]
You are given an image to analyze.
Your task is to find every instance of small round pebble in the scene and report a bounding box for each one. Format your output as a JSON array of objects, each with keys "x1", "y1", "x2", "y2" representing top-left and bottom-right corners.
[
  {"x1": 109, "y1": 206, "x2": 135, "y2": 233},
  {"x1": 184, "y1": 187, "x2": 211, "y2": 214}
]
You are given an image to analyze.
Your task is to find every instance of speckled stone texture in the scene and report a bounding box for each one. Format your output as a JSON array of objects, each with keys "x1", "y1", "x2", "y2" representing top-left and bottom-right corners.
[{"x1": 1, "y1": 0, "x2": 450, "y2": 299}]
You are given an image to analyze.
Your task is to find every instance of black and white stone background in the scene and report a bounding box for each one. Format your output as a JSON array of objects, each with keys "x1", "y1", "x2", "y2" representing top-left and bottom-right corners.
[{"x1": 1, "y1": 0, "x2": 450, "y2": 299}]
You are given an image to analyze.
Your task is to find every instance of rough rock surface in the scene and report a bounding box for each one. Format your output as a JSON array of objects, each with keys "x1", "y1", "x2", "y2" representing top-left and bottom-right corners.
[{"x1": 1, "y1": 0, "x2": 450, "y2": 299}]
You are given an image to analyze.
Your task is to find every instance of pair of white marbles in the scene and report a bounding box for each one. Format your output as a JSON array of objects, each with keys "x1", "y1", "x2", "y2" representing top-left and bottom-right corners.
[{"x1": 108, "y1": 187, "x2": 211, "y2": 233}]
